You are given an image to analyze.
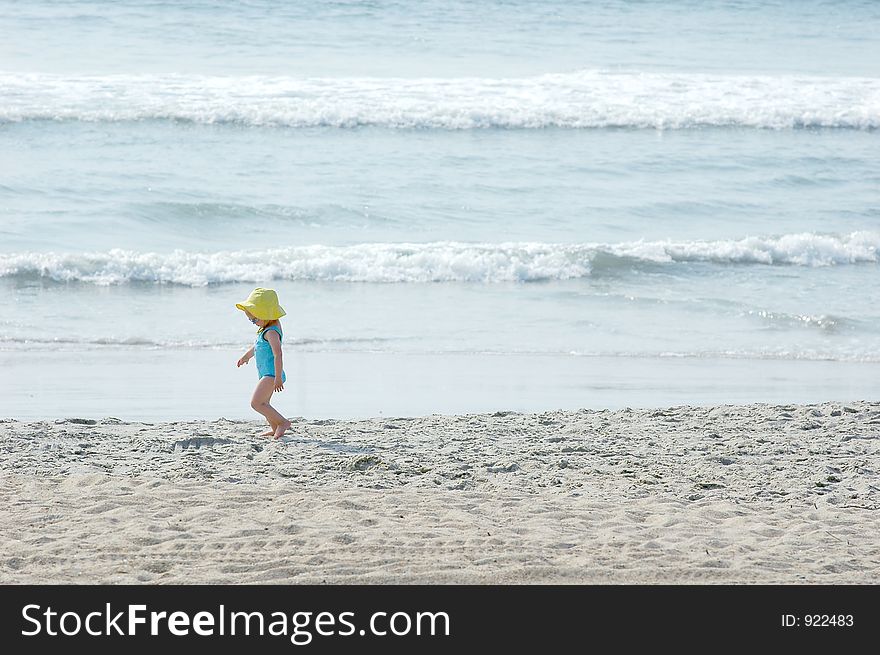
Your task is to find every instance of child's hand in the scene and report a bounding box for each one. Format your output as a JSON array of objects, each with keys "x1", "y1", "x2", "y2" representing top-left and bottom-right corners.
[
  {"x1": 274, "y1": 378, "x2": 284, "y2": 392},
  {"x1": 236, "y1": 354, "x2": 251, "y2": 367}
]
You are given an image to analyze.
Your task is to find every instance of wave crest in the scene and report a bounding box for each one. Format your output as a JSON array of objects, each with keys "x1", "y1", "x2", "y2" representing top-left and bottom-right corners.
[
  {"x1": 0, "y1": 232, "x2": 876, "y2": 286},
  {"x1": 1, "y1": 70, "x2": 879, "y2": 129}
]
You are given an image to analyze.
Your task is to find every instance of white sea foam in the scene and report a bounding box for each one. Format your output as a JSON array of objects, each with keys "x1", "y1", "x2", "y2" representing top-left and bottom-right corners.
[
  {"x1": 0, "y1": 232, "x2": 876, "y2": 286},
  {"x1": 605, "y1": 231, "x2": 880, "y2": 267},
  {"x1": 566, "y1": 349, "x2": 880, "y2": 363},
  {"x1": 1, "y1": 70, "x2": 878, "y2": 129},
  {"x1": 1, "y1": 335, "x2": 876, "y2": 362},
  {"x1": 0, "y1": 335, "x2": 395, "y2": 350}
]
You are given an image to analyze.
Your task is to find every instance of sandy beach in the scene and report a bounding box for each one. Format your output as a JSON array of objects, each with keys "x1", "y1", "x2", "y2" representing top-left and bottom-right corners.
[{"x1": 1, "y1": 400, "x2": 878, "y2": 584}]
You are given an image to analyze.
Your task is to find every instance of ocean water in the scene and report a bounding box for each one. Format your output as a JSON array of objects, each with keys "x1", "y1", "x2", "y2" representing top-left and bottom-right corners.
[{"x1": 1, "y1": 0, "x2": 878, "y2": 419}]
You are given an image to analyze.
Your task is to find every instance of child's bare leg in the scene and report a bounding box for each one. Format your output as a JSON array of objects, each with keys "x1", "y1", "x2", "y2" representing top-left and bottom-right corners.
[
  {"x1": 250, "y1": 377, "x2": 289, "y2": 438},
  {"x1": 273, "y1": 416, "x2": 292, "y2": 440},
  {"x1": 260, "y1": 415, "x2": 277, "y2": 436}
]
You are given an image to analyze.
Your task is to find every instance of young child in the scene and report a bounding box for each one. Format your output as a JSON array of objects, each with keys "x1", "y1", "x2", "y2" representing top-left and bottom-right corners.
[{"x1": 235, "y1": 287, "x2": 291, "y2": 439}]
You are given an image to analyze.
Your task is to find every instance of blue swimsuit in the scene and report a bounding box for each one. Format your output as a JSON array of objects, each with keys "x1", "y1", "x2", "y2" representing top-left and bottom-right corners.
[{"x1": 255, "y1": 325, "x2": 286, "y2": 382}]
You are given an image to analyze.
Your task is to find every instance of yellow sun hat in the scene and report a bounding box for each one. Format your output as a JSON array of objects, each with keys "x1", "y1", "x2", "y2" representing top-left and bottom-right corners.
[{"x1": 235, "y1": 287, "x2": 286, "y2": 320}]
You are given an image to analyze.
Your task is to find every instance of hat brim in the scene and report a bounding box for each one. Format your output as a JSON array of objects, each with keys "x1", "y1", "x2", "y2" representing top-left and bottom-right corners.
[{"x1": 236, "y1": 302, "x2": 286, "y2": 320}]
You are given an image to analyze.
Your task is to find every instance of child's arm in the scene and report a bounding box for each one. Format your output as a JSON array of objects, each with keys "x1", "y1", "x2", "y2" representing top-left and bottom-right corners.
[
  {"x1": 236, "y1": 345, "x2": 255, "y2": 367},
  {"x1": 265, "y1": 330, "x2": 284, "y2": 391}
]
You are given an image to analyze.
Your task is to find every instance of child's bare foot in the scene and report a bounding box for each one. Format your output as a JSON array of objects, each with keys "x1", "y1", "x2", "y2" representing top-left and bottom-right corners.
[
  {"x1": 273, "y1": 419, "x2": 292, "y2": 440},
  {"x1": 260, "y1": 429, "x2": 275, "y2": 437}
]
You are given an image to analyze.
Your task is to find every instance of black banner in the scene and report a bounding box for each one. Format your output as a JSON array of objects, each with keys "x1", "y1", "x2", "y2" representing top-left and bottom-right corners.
[{"x1": 1, "y1": 585, "x2": 875, "y2": 652}]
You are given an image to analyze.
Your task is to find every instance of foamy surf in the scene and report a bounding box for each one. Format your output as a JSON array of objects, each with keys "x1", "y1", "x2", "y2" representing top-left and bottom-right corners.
[
  {"x1": 1, "y1": 70, "x2": 878, "y2": 129},
  {"x1": 1, "y1": 232, "x2": 876, "y2": 285}
]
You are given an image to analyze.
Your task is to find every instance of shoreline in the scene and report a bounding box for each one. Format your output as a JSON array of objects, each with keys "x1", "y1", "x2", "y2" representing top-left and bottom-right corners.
[
  {"x1": 3, "y1": 348, "x2": 878, "y2": 422},
  {"x1": 2, "y1": 399, "x2": 878, "y2": 584}
]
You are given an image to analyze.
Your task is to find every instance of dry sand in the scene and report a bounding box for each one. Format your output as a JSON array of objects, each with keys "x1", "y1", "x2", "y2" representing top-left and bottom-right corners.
[{"x1": 1, "y1": 400, "x2": 878, "y2": 584}]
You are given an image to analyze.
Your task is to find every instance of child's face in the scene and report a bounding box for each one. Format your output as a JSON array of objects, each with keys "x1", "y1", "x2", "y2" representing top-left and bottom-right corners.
[{"x1": 245, "y1": 311, "x2": 268, "y2": 327}]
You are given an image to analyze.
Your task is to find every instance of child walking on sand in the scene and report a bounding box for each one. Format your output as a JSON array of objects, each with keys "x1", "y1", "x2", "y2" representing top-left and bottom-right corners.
[{"x1": 235, "y1": 287, "x2": 292, "y2": 439}]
